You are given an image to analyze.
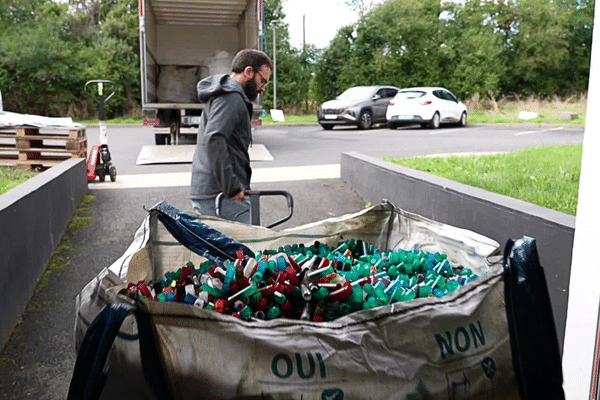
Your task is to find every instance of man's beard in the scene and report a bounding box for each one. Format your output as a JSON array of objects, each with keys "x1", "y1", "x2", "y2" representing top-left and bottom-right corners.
[{"x1": 243, "y1": 78, "x2": 259, "y2": 102}]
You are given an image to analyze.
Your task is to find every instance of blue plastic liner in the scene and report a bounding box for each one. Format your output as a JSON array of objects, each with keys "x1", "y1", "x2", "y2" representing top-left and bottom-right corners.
[
  {"x1": 67, "y1": 304, "x2": 133, "y2": 400},
  {"x1": 503, "y1": 236, "x2": 565, "y2": 399},
  {"x1": 150, "y1": 201, "x2": 254, "y2": 265}
]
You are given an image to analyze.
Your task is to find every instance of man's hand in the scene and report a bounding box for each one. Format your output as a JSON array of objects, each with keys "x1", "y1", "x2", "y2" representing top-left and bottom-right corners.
[{"x1": 230, "y1": 190, "x2": 245, "y2": 201}]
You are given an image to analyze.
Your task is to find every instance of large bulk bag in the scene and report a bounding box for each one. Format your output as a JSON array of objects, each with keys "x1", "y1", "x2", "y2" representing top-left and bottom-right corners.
[{"x1": 69, "y1": 201, "x2": 563, "y2": 399}]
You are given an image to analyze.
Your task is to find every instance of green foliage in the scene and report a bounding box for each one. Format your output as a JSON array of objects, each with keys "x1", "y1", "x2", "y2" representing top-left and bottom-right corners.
[
  {"x1": 0, "y1": 0, "x2": 140, "y2": 119},
  {"x1": 311, "y1": 25, "x2": 355, "y2": 104},
  {"x1": 262, "y1": 0, "x2": 319, "y2": 113},
  {"x1": 0, "y1": 0, "x2": 47, "y2": 27},
  {"x1": 312, "y1": 0, "x2": 592, "y2": 103},
  {"x1": 557, "y1": 0, "x2": 595, "y2": 92},
  {"x1": 0, "y1": 0, "x2": 592, "y2": 117},
  {"x1": 441, "y1": 0, "x2": 505, "y2": 98},
  {"x1": 0, "y1": 4, "x2": 81, "y2": 116},
  {"x1": 501, "y1": 0, "x2": 570, "y2": 95}
]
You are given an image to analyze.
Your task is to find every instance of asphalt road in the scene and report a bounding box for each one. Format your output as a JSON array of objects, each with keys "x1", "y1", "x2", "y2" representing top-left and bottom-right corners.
[
  {"x1": 0, "y1": 122, "x2": 584, "y2": 399},
  {"x1": 83, "y1": 122, "x2": 585, "y2": 174}
]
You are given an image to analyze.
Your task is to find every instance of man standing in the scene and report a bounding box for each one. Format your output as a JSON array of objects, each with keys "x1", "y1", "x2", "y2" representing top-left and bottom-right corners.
[{"x1": 190, "y1": 49, "x2": 273, "y2": 223}]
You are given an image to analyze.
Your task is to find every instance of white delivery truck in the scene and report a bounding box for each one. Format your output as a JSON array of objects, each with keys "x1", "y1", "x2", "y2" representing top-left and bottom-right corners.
[{"x1": 139, "y1": 0, "x2": 263, "y2": 145}]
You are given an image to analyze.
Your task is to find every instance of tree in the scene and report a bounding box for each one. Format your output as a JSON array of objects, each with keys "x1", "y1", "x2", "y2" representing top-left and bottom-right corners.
[
  {"x1": 262, "y1": 0, "x2": 318, "y2": 112},
  {"x1": 0, "y1": 0, "x2": 140, "y2": 118},
  {"x1": 68, "y1": 0, "x2": 121, "y2": 26},
  {"x1": 0, "y1": 0, "x2": 47, "y2": 27},
  {"x1": 311, "y1": 25, "x2": 356, "y2": 104},
  {"x1": 0, "y1": 0, "x2": 592, "y2": 118},
  {"x1": 344, "y1": 0, "x2": 377, "y2": 17},
  {"x1": 82, "y1": 0, "x2": 141, "y2": 117},
  {"x1": 322, "y1": 0, "x2": 445, "y2": 91},
  {"x1": 501, "y1": 0, "x2": 570, "y2": 96},
  {"x1": 557, "y1": 0, "x2": 595, "y2": 94},
  {"x1": 0, "y1": 1, "x2": 82, "y2": 115},
  {"x1": 441, "y1": 0, "x2": 505, "y2": 99}
]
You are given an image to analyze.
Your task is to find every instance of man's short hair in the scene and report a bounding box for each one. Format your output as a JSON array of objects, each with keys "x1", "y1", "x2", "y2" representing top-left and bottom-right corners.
[{"x1": 231, "y1": 49, "x2": 273, "y2": 73}]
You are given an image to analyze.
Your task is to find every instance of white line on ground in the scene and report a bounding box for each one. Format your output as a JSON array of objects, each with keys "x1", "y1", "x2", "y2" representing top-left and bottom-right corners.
[
  {"x1": 88, "y1": 164, "x2": 341, "y2": 190},
  {"x1": 515, "y1": 126, "x2": 564, "y2": 136},
  {"x1": 514, "y1": 130, "x2": 537, "y2": 136},
  {"x1": 427, "y1": 128, "x2": 459, "y2": 135}
]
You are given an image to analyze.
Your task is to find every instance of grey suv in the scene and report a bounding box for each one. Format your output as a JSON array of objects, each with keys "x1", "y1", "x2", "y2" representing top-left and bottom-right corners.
[{"x1": 317, "y1": 85, "x2": 400, "y2": 130}]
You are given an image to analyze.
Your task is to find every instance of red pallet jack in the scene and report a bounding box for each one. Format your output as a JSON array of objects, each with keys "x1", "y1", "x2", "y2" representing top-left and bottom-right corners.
[{"x1": 85, "y1": 80, "x2": 117, "y2": 182}]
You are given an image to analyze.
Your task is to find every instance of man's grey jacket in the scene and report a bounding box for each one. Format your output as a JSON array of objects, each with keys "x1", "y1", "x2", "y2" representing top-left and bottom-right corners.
[{"x1": 190, "y1": 74, "x2": 253, "y2": 200}]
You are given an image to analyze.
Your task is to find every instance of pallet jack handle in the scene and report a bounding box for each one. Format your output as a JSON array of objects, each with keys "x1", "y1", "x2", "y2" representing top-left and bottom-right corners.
[
  {"x1": 84, "y1": 80, "x2": 118, "y2": 182},
  {"x1": 84, "y1": 80, "x2": 117, "y2": 121},
  {"x1": 216, "y1": 190, "x2": 294, "y2": 229}
]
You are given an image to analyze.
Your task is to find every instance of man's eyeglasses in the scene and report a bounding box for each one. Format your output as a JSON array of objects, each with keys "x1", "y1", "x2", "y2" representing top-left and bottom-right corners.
[{"x1": 255, "y1": 69, "x2": 269, "y2": 88}]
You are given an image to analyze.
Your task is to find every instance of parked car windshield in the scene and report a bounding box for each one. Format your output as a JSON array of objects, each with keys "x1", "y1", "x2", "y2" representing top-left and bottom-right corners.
[
  {"x1": 396, "y1": 91, "x2": 426, "y2": 100},
  {"x1": 337, "y1": 87, "x2": 375, "y2": 101}
]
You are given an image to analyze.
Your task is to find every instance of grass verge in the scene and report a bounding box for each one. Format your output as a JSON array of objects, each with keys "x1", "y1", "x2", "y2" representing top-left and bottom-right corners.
[
  {"x1": 259, "y1": 114, "x2": 317, "y2": 124},
  {"x1": 467, "y1": 112, "x2": 585, "y2": 125},
  {"x1": 464, "y1": 93, "x2": 587, "y2": 125},
  {"x1": 75, "y1": 117, "x2": 144, "y2": 125},
  {"x1": 383, "y1": 144, "x2": 582, "y2": 216},
  {"x1": 0, "y1": 167, "x2": 38, "y2": 196}
]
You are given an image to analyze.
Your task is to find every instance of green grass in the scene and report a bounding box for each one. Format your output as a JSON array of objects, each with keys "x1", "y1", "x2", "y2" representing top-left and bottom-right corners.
[
  {"x1": 467, "y1": 111, "x2": 586, "y2": 125},
  {"x1": 75, "y1": 117, "x2": 144, "y2": 125},
  {"x1": 0, "y1": 167, "x2": 38, "y2": 195},
  {"x1": 27, "y1": 236, "x2": 75, "y2": 310},
  {"x1": 68, "y1": 194, "x2": 96, "y2": 230},
  {"x1": 383, "y1": 144, "x2": 582, "y2": 215},
  {"x1": 464, "y1": 94, "x2": 587, "y2": 125},
  {"x1": 259, "y1": 113, "x2": 317, "y2": 124}
]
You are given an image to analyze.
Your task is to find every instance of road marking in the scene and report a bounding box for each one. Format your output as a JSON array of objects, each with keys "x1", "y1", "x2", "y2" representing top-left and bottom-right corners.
[
  {"x1": 425, "y1": 126, "x2": 484, "y2": 134},
  {"x1": 88, "y1": 164, "x2": 341, "y2": 190},
  {"x1": 428, "y1": 128, "x2": 459, "y2": 135},
  {"x1": 515, "y1": 126, "x2": 564, "y2": 136},
  {"x1": 514, "y1": 130, "x2": 537, "y2": 136}
]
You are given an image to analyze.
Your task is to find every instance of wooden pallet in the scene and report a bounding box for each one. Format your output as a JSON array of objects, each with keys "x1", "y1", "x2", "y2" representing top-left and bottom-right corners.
[{"x1": 0, "y1": 126, "x2": 87, "y2": 170}]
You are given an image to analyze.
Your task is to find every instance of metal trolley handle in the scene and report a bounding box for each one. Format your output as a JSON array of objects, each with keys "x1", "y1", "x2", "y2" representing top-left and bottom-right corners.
[
  {"x1": 215, "y1": 190, "x2": 294, "y2": 229},
  {"x1": 84, "y1": 80, "x2": 118, "y2": 104},
  {"x1": 84, "y1": 80, "x2": 117, "y2": 121}
]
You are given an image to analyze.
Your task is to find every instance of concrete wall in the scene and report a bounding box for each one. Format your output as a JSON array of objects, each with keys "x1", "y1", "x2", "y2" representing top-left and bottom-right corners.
[
  {"x1": 0, "y1": 159, "x2": 87, "y2": 350},
  {"x1": 341, "y1": 151, "x2": 575, "y2": 353}
]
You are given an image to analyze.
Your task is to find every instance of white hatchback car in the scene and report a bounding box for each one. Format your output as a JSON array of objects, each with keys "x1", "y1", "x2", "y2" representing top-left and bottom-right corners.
[{"x1": 386, "y1": 87, "x2": 467, "y2": 129}]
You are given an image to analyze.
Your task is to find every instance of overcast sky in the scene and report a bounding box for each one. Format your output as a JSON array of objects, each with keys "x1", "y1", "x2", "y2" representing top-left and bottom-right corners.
[{"x1": 282, "y1": 1, "x2": 364, "y2": 49}]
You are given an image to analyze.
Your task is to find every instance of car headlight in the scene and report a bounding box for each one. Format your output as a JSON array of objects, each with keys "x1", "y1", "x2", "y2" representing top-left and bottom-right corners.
[{"x1": 345, "y1": 110, "x2": 355, "y2": 117}]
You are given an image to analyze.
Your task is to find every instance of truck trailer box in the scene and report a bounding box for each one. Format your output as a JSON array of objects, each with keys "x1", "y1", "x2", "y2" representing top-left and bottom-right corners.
[{"x1": 139, "y1": 0, "x2": 262, "y2": 145}]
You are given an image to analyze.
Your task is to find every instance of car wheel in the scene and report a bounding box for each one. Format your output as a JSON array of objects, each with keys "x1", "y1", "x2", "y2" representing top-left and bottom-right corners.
[
  {"x1": 320, "y1": 124, "x2": 334, "y2": 130},
  {"x1": 459, "y1": 112, "x2": 467, "y2": 127},
  {"x1": 428, "y1": 112, "x2": 440, "y2": 129},
  {"x1": 388, "y1": 122, "x2": 397, "y2": 130},
  {"x1": 358, "y1": 110, "x2": 372, "y2": 130}
]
